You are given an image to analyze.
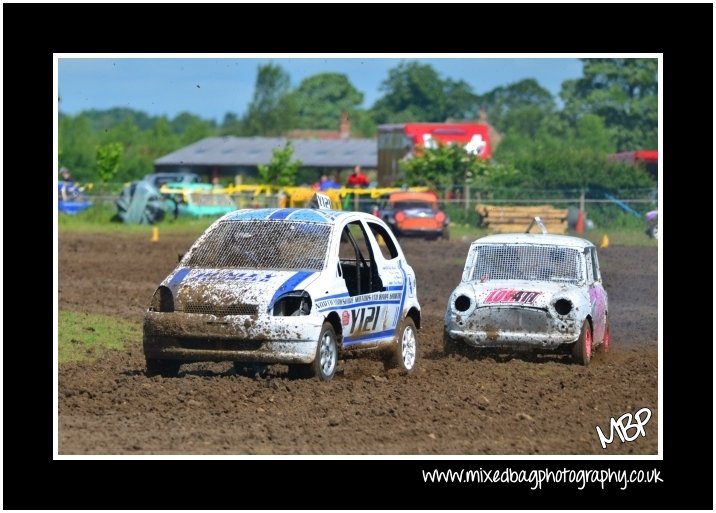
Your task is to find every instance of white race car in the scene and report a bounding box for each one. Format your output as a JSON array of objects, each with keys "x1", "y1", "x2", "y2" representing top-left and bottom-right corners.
[
  {"x1": 143, "y1": 195, "x2": 421, "y2": 380},
  {"x1": 444, "y1": 231, "x2": 609, "y2": 365}
]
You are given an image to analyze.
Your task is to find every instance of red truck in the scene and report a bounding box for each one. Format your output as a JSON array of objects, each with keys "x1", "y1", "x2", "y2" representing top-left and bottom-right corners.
[{"x1": 377, "y1": 122, "x2": 492, "y2": 186}]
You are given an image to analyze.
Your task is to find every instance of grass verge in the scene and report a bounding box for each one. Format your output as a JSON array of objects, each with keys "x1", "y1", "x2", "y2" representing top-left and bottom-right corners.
[{"x1": 58, "y1": 310, "x2": 141, "y2": 364}]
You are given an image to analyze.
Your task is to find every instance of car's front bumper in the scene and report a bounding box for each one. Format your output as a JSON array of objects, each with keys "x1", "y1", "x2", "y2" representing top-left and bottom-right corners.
[
  {"x1": 444, "y1": 305, "x2": 579, "y2": 350},
  {"x1": 143, "y1": 311, "x2": 323, "y2": 364}
]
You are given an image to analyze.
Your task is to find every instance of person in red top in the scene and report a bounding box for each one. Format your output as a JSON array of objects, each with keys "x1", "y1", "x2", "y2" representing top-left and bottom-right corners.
[{"x1": 346, "y1": 165, "x2": 369, "y2": 188}]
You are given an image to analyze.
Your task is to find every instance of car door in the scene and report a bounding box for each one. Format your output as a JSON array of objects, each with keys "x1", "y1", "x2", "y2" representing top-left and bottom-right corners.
[
  {"x1": 585, "y1": 247, "x2": 607, "y2": 343},
  {"x1": 331, "y1": 219, "x2": 404, "y2": 347}
]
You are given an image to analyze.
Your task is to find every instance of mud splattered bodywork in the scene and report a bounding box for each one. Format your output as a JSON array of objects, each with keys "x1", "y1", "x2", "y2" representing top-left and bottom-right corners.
[
  {"x1": 444, "y1": 233, "x2": 608, "y2": 363},
  {"x1": 143, "y1": 206, "x2": 421, "y2": 379}
]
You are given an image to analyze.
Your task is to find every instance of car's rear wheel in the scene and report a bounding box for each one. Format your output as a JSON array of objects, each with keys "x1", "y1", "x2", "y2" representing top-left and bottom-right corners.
[
  {"x1": 385, "y1": 317, "x2": 417, "y2": 374},
  {"x1": 572, "y1": 319, "x2": 592, "y2": 366},
  {"x1": 145, "y1": 358, "x2": 181, "y2": 377}
]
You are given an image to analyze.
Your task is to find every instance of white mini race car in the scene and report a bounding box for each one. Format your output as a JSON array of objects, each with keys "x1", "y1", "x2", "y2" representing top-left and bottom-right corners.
[
  {"x1": 443, "y1": 230, "x2": 609, "y2": 365},
  {"x1": 143, "y1": 195, "x2": 421, "y2": 380}
]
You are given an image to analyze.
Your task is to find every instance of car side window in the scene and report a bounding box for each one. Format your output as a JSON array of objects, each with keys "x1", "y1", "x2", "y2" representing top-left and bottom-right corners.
[
  {"x1": 591, "y1": 247, "x2": 601, "y2": 282},
  {"x1": 584, "y1": 249, "x2": 594, "y2": 284},
  {"x1": 366, "y1": 222, "x2": 399, "y2": 260},
  {"x1": 338, "y1": 221, "x2": 384, "y2": 296}
]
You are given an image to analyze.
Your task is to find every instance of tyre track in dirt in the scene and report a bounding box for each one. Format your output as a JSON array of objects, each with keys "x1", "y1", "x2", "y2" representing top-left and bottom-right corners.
[{"x1": 59, "y1": 231, "x2": 658, "y2": 455}]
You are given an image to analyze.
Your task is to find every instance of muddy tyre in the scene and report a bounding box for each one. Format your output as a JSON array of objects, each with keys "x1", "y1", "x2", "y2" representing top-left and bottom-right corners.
[
  {"x1": 311, "y1": 322, "x2": 338, "y2": 381},
  {"x1": 145, "y1": 358, "x2": 181, "y2": 377},
  {"x1": 385, "y1": 317, "x2": 418, "y2": 374},
  {"x1": 572, "y1": 319, "x2": 592, "y2": 366}
]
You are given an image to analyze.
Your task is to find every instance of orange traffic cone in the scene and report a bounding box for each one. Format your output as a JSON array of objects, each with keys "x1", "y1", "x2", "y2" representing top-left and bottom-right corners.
[
  {"x1": 600, "y1": 234, "x2": 609, "y2": 248},
  {"x1": 151, "y1": 226, "x2": 159, "y2": 242},
  {"x1": 575, "y1": 210, "x2": 585, "y2": 234}
]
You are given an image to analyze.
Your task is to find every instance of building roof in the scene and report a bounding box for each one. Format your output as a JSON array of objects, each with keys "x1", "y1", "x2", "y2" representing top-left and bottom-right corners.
[{"x1": 154, "y1": 136, "x2": 377, "y2": 168}]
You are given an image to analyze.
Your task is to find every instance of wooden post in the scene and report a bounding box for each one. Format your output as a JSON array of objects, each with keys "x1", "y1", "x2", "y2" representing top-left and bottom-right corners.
[{"x1": 463, "y1": 183, "x2": 470, "y2": 219}]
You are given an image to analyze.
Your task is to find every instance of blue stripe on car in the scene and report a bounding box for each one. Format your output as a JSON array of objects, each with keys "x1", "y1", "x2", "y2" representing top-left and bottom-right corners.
[
  {"x1": 166, "y1": 267, "x2": 191, "y2": 294},
  {"x1": 267, "y1": 271, "x2": 315, "y2": 312},
  {"x1": 344, "y1": 329, "x2": 398, "y2": 346},
  {"x1": 268, "y1": 209, "x2": 293, "y2": 220},
  {"x1": 319, "y1": 299, "x2": 401, "y2": 312}
]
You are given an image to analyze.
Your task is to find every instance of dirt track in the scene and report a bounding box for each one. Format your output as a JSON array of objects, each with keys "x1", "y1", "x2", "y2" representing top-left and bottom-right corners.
[{"x1": 59, "y1": 231, "x2": 658, "y2": 455}]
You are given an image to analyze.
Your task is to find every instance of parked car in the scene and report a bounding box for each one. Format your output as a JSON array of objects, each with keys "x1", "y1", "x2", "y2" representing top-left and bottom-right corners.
[
  {"x1": 143, "y1": 195, "x2": 421, "y2": 381},
  {"x1": 143, "y1": 172, "x2": 200, "y2": 189},
  {"x1": 116, "y1": 181, "x2": 171, "y2": 224},
  {"x1": 380, "y1": 191, "x2": 449, "y2": 239},
  {"x1": 443, "y1": 232, "x2": 609, "y2": 365},
  {"x1": 159, "y1": 182, "x2": 237, "y2": 218}
]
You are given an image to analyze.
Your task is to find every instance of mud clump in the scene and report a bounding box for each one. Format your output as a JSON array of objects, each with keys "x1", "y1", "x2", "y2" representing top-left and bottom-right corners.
[{"x1": 59, "y1": 232, "x2": 658, "y2": 455}]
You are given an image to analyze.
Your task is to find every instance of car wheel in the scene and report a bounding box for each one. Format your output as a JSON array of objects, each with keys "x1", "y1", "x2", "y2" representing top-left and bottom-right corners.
[
  {"x1": 442, "y1": 228, "x2": 450, "y2": 240},
  {"x1": 600, "y1": 317, "x2": 610, "y2": 353},
  {"x1": 385, "y1": 317, "x2": 417, "y2": 374},
  {"x1": 572, "y1": 319, "x2": 592, "y2": 366},
  {"x1": 233, "y1": 362, "x2": 268, "y2": 378},
  {"x1": 145, "y1": 358, "x2": 181, "y2": 377},
  {"x1": 312, "y1": 322, "x2": 338, "y2": 381}
]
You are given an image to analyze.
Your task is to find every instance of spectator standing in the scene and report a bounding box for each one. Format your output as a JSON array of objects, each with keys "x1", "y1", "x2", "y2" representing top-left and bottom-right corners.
[
  {"x1": 346, "y1": 165, "x2": 369, "y2": 188},
  {"x1": 319, "y1": 174, "x2": 340, "y2": 190}
]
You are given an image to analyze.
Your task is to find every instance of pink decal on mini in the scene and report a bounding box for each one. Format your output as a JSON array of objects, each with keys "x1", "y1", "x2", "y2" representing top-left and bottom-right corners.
[{"x1": 485, "y1": 289, "x2": 541, "y2": 304}]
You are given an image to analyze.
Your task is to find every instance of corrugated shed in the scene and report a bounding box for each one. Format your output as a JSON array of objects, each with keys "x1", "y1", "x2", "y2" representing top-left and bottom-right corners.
[{"x1": 154, "y1": 136, "x2": 377, "y2": 168}]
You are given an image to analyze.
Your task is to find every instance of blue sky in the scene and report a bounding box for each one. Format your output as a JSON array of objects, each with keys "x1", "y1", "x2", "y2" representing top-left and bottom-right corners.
[{"x1": 58, "y1": 56, "x2": 584, "y2": 123}]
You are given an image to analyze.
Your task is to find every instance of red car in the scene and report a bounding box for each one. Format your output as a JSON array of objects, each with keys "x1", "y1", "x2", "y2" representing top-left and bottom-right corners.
[{"x1": 381, "y1": 191, "x2": 449, "y2": 240}]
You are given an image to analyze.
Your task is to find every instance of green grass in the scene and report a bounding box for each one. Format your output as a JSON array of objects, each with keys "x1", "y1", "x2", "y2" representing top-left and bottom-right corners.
[
  {"x1": 59, "y1": 203, "x2": 657, "y2": 247},
  {"x1": 58, "y1": 310, "x2": 141, "y2": 363}
]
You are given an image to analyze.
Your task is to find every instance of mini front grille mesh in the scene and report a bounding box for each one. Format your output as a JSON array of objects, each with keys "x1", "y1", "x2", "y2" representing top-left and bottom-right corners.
[{"x1": 181, "y1": 303, "x2": 258, "y2": 316}]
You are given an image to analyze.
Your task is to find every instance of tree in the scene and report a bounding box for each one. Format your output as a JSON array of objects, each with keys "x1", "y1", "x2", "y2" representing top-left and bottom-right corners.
[
  {"x1": 289, "y1": 73, "x2": 364, "y2": 129},
  {"x1": 444, "y1": 79, "x2": 480, "y2": 120},
  {"x1": 59, "y1": 114, "x2": 97, "y2": 181},
  {"x1": 560, "y1": 58, "x2": 658, "y2": 150},
  {"x1": 401, "y1": 143, "x2": 515, "y2": 190},
  {"x1": 243, "y1": 64, "x2": 297, "y2": 135},
  {"x1": 95, "y1": 142, "x2": 123, "y2": 183},
  {"x1": 478, "y1": 78, "x2": 556, "y2": 134},
  {"x1": 257, "y1": 141, "x2": 302, "y2": 186},
  {"x1": 371, "y1": 62, "x2": 448, "y2": 123}
]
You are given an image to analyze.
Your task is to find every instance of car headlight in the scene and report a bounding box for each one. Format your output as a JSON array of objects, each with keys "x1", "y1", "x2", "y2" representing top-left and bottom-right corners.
[
  {"x1": 272, "y1": 291, "x2": 312, "y2": 316},
  {"x1": 150, "y1": 286, "x2": 174, "y2": 312},
  {"x1": 553, "y1": 298, "x2": 573, "y2": 316},
  {"x1": 454, "y1": 295, "x2": 472, "y2": 312}
]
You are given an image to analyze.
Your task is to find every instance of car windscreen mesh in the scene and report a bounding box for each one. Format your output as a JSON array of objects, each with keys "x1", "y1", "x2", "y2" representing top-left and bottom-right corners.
[
  {"x1": 187, "y1": 220, "x2": 331, "y2": 271},
  {"x1": 470, "y1": 244, "x2": 582, "y2": 283}
]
